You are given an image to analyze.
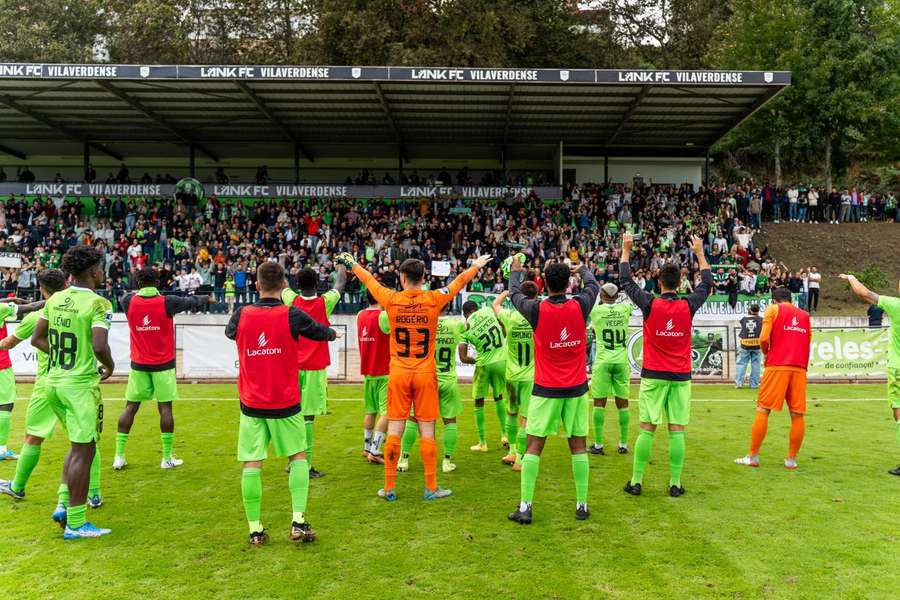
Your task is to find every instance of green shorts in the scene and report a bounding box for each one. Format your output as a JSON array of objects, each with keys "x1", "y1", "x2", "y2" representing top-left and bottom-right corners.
[
  {"x1": 506, "y1": 379, "x2": 533, "y2": 417},
  {"x1": 889, "y1": 368, "x2": 900, "y2": 409},
  {"x1": 526, "y1": 393, "x2": 589, "y2": 438},
  {"x1": 438, "y1": 377, "x2": 462, "y2": 419},
  {"x1": 639, "y1": 378, "x2": 691, "y2": 426},
  {"x1": 25, "y1": 378, "x2": 57, "y2": 439},
  {"x1": 590, "y1": 361, "x2": 630, "y2": 400},
  {"x1": 237, "y1": 412, "x2": 307, "y2": 462},
  {"x1": 364, "y1": 375, "x2": 388, "y2": 415},
  {"x1": 47, "y1": 385, "x2": 103, "y2": 444},
  {"x1": 300, "y1": 369, "x2": 328, "y2": 416},
  {"x1": 125, "y1": 369, "x2": 179, "y2": 402},
  {"x1": 0, "y1": 367, "x2": 15, "y2": 406},
  {"x1": 473, "y1": 360, "x2": 506, "y2": 400}
]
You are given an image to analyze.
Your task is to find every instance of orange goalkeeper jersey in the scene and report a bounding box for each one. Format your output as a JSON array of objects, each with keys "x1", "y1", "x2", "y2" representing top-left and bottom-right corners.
[{"x1": 352, "y1": 264, "x2": 479, "y2": 373}]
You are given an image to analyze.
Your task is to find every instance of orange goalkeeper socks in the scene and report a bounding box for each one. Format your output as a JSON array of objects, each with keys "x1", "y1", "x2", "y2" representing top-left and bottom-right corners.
[
  {"x1": 788, "y1": 415, "x2": 805, "y2": 458},
  {"x1": 749, "y1": 410, "x2": 769, "y2": 455},
  {"x1": 420, "y1": 437, "x2": 438, "y2": 491},
  {"x1": 383, "y1": 434, "x2": 401, "y2": 491}
]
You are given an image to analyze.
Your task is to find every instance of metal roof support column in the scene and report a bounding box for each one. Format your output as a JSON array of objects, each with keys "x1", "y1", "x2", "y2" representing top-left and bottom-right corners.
[
  {"x1": 294, "y1": 144, "x2": 301, "y2": 185},
  {"x1": 501, "y1": 148, "x2": 507, "y2": 183},
  {"x1": 83, "y1": 142, "x2": 90, "y2": 182},
  {"x1": 704, "y1": 149, "x2": 710, "y2": 187},
  {"x1": 189, "y1": 143, "x2": 196, "y2": 178},
  {"x1": 604, "y1": 155, "x2": 609, "y2": 185},
  {"x1": 557, "y1": 140, "x2": 564, "y2": 187}
]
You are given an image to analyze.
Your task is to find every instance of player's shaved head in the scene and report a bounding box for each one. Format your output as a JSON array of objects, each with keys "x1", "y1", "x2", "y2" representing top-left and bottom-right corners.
[
  {"x1": 297, "y1": 268, "x2": 317, "y2": 291},
  {"x1": 134, "y1": 267, "x2": 160, "y2": 289},
  {"x1": 544, "y1": 263, "x2": 570, "y2": 295},
  {"x1": 462, "y1": 300, "x2": 478, "y2": 318},
  {"x1": 772, "y1": 287, "x2": 793, "y2": 303},
  {"x1": 37, "y1": 268, "x2": 67, "y2": 295},
  {"x1": 399, "y1": 259, "x2": 425, "y2": 285},
  {"x1": 520, "y1": 281, "x2": 538, "y2": 299},
  {"x1": 659, "y1": 263, "x2": 681, "y2": 293},
  {"x1": 257, "y1": 262, "x2": 286, "y2": 292}
]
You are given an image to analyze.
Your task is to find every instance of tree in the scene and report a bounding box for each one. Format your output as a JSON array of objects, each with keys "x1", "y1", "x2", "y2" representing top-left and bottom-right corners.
[{"x1": 0, "y1": 0, "x2": 106, "y2": 63}]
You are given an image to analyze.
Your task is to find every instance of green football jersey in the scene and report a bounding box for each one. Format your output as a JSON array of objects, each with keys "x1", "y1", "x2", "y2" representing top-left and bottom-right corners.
[
  {"x1": 878, "y1": 296, "x2": 900, "y2": 369},
  {"x1": 589, "y1": 302, "x2": 633, "y2": 364},
  {"x1": 281, "y1": 288, "x2": 340, "y2": 317},
  {"x1": 14, "y1": 311, "x2": 48, "y2": 380},
  {"x1": 462, "y1": 307, "x2": 506, "y2": 366},
  {"x1": 498, "y1": 308, "x2": 534, "y2": 382},
  {"x1": 435, "y1": 317, "x2": 465, "y2": 382},
  {"x1": 43, "y1": 286, "x2": 112, "y2": 387}
]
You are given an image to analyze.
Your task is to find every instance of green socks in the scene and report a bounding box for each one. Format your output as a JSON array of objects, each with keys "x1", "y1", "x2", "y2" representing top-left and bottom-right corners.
[
  {"x1": 571, "y1": 453, "x2": 589, "y2": 504},
  {"x1": 618, "y1": 407, "x2": 630, "y2": 445},
  {"x1": 474, "y1": 405, "x2": 486, "y2": 444},
  {"x1": 0, "y1": 410, "x2": 10, "y2": 447},
  {"x1": 68, "y1": 504, "x2": 87, "y2": 529},
  {"x1": 304, "y1": 421, "x2": 314, "y2": 465},
  {"x1": 12, "y1": 442, "x2": 42, "y2": 494},
  {"x1": 516, "y1": 424, "x2": 527, "y2": 457},
  {"x1": 631, "y1": 429, "x2": 654, "y2": 485},
  {"x1": 520, "y1": 453, "x2": 540, "y2": 504},
  {"x1": 494, "y1": 398, "x2": 507, "y2": 438},
  {"x1": 507, "y1": 414, "x2": 518, "y2": 449},
  {"x1": 400, "y1": 420, "x2": 418, "y2": 456},
  {"x1": 57, "y1": 483, "x2": 69, "y2": 506},
  {"x1": 161, "y1": 433, "x2": 174, "y2": 460},
  {"x1": 443, "y1": 423, "x2": 457, "y2": 459},
  {"x1": 592, "y1": 405, "x2": 605, "y2": 445},
  {"x1": 89, "y1": 447, "x2": 101, "y2": 497},
  {"x1": 241, "y1": 467, "x2": 263, "y2": 532},
  {"x1": 288, "y1": 458, "x2": 310, "y2": 520},
  {"x1": 669, "y1": 431, "x2": 685, "y2": 487},
  {"x1": 115, "y1": 432, "x2": 128, "y2": 458}
]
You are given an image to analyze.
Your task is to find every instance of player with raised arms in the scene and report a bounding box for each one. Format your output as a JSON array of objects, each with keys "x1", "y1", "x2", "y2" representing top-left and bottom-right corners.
[
  {"x1": 225, "y1": 261, "x2": 339, "y2": 546},
  {"x1": 506, "y1": 256, "x2": 599, "y2": 524},
  {"x1": 31, "y1": 245, "x2": 115, "y2": 539},
  {"x1": 113, "y1": 266, "x2": 211, "y2": 471},
  {"x1": 619, "y1": 232, "x2": 712, "y2": 498},
  {"x1": 460, "y1": 300, "x2": 507, "y2": 452},
  {"x1": 839, "y1": 272, "x2": 900, "y2": 475},
  {"x1": 339, "y1": 252, "x2": 492, "y2": 501}
]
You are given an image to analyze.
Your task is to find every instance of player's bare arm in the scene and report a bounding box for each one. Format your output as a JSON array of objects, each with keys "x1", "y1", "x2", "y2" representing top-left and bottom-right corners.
[
  {"x1": 31, "y1": 317, "x2": 49, "y2": 353},
  {"x1": 92, "y1": 326, "x2": 115, "y2": 381},
  {"x1": 459, "y1": 343, "x2": 476, "y2": 365},
  {"x1": 333, "y1": 264, "x2": 348, "y2": 294},
  {"x1": 839, "y1": 274, "x2": 879, "y2": 305},
  {"x1": 492, "y1": 291, "x2": 508, "y2": 317},
  {"x1": 692, "y1": 235, "x2": 710, "y2": 271},
  {"x1": 0, "y1": 333, "x2": 24, "y2": 351}
]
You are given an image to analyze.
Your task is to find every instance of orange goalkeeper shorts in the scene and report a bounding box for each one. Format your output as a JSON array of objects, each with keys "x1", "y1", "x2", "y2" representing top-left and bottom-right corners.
[
  {"x1": 387, "y1": 370, "x2": 439, "y2": 421},
  {"x1": 757, "y1": 367, "x2": 807, "y2": 414}
]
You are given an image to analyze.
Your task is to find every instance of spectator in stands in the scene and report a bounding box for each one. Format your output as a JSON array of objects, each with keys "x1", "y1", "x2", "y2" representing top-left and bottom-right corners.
[
  {"x1": 17, "y1": 166, "x2": 35, "y2": 183},
  {"x1": 807, "y1": 267, "x2": 821, "y2": 313},
  {"x1": 117, "y1": 163, "x2": 130, "y2": 183},
  {"x1": 868, "y1": 302, "x2": 884, "y2": 327}
]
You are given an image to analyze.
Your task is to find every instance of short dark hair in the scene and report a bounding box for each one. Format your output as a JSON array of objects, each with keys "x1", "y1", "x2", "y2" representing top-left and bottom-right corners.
[
  {"x1": 750, "y1": 303, "x2": 760, "y2": 314},
  {"x1": 659, "y1": 263, "x2": 681, "y2": 291},
  {"x1": 400, "y1": 259, "x2": 425, "y2": 284},
  {"x1": 37, "y1": 268, "x2": 67, "y2": 294},
  {"x1": 257, "y1": 262, "x2": 285, "y2": 292},
  {"x1": 462, "y1": 300, "x2": 478, "y2": 317},
  {"x1": 61, "y1": 245, "x2": 104, "y2": 277},
  {"x1": 297, "y1": 268, "x2": 317, "y2": 290},
  {"x1": 772, "y1": 287, "x2": 793, "y2": 303},
  {"x1": 544, "y1": 263, "x2": 570, "y2": 294},
  {"x1": 520, "y1": 281, "x2": 539, "y2": 299},
  {"x1": 134, "y1": 267, "x2": 159, "y2": 289}
]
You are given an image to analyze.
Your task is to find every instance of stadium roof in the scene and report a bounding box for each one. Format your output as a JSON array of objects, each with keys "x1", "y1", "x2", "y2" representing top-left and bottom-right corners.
[{"x1": 0, "y1": 64, "x2": 790, "y2": 162}]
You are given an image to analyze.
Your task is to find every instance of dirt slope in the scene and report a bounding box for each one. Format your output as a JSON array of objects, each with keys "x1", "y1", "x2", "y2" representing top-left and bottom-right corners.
[{"x1": 756, "y1": 222, "x2": 900, "y2": 315}]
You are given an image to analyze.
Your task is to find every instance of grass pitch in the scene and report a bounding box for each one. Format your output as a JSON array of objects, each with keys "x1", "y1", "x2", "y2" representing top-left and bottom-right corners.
[{"x1": 1, "y1": 383, "x2": 898, "y2": 600}]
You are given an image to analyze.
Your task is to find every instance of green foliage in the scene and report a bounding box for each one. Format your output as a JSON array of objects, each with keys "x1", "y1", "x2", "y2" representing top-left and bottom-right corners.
[
  {"x1": 849, "y1": 265, "x2": 890, "y2": 291},
  {"x1": 0, "y1": 0, "x2": 107, "y2": 62}
]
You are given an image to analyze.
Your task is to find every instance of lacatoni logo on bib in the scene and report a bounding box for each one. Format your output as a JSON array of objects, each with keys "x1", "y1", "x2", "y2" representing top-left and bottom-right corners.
[
  {"x1": 784, "y1": 316, "x2": 808, "y2": 333},
  {"x1": 655, "y1": 318, "x2": 685, "y2": 337},
  {"x1": 247, "y1": 332, "x2": 282, "y2": 357},
  {"x1": 550, "y1": 327, "x2": 580, "y2": 349},
  {"x1": 135, "y1": 314, "x2": 161, "y2": 332},
  {"x1": 359, "y1": 326, "x2": 375, "y2": 343}
]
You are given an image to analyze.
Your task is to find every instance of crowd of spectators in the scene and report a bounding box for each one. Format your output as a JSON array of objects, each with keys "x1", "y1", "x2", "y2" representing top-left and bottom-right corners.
[{"x1": 0, "y1": 177, "x2": 892, "y2": 314}]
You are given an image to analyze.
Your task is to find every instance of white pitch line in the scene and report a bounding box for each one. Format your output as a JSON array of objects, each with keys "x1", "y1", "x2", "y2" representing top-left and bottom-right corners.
[{"x1": 18, "y1": 396, "x2": 885, "y2": 403}]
